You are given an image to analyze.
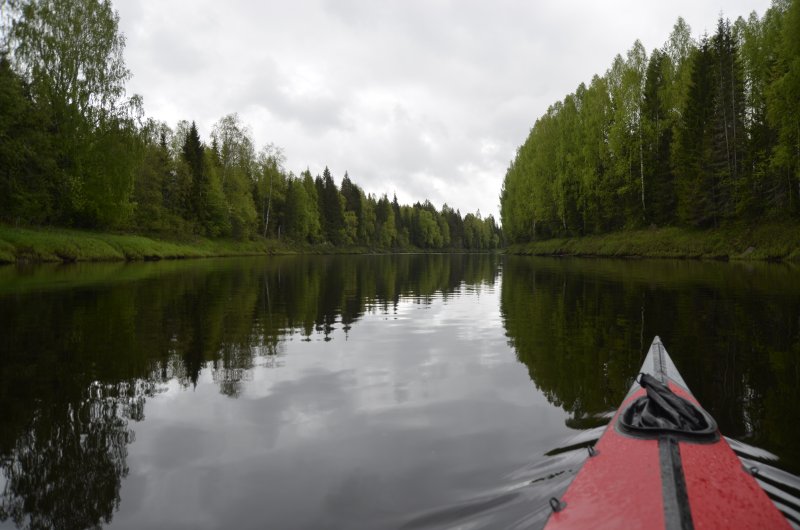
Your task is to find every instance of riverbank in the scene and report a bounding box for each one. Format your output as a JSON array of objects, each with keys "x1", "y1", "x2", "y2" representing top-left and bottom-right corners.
[
  {"x1": 0, "y1": 225, "x2": 493, "y2": 264},
  {"x1": 0, "y1": 225, "x2": 375, "y2": 264},
  {"x1": 505, "y1": 222, "x2": 800, "y2": 261}
]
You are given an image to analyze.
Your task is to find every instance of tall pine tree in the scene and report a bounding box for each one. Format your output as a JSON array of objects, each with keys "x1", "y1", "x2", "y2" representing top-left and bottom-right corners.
[
  {"x1": 642, "y1": 49, "x2": 677, "y2": 225},
  {"x1": 182, "y1": 121, "x2": 208, "y2": 232}
]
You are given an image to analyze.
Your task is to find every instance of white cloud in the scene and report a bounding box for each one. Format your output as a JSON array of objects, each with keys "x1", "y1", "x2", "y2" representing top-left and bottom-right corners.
[{"x1": 116, "y1": 0, "x2": 773, "y2": 220}]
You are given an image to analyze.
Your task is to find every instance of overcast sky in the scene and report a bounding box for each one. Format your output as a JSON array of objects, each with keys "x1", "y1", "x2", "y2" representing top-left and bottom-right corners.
[{"x1": 115, "y1": 0, "x2": 773, "y2": 220}]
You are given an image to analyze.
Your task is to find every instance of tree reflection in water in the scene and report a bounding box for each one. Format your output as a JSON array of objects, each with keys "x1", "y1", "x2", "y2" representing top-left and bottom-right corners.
[
  {"x1": 2, "y1": 254, "x2": 799, "y2": 527},
  {"x1": 500, "y1": 256, "x2": 800, "y2": 474},
  {"x1": 0, "y1": 254, "x2": 499, "y2": 528},
  {"x1": 1, "y1": 380, "x2": 156, "y2": 529}
]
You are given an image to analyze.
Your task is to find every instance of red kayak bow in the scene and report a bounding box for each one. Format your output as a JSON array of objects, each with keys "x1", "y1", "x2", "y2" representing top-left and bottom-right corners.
[{"x1": 545, "y1": 336, "x2": 790, "y2": 530}]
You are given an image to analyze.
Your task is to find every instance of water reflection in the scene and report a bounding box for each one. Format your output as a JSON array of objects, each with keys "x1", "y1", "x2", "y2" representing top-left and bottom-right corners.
[
  {"x1": 0, "y1": 255, "x2": 500, "y2": 528},
  {"x1": 500, "y1": 256, "x2": 800, "y2": 476},
  {"x1": 0, "y1": 254, "x2": 799, "y2": 528},
  {"x1": 0, "y1": 380, "x2": 148, "y2": 529}
]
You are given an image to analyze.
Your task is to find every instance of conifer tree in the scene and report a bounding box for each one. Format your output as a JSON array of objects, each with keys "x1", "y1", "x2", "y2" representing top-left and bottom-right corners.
[
  {"x1": 340, "y1": 172, "x2": 364, "y2": 243},
  {"x1": 321, "y1": 167, "x2": 345, "y2": 244},
  {"x1": 302, "y1": 170, "x2": 324, "y2": 242},
  {"x1": 182, "y1": 121, "x2": 208, "y2": 232},
  {"x1": 642, "y1": 49, "x2": 677, "y2": 225},
  {"x1": 675, "y1": 39, "x2": 716, "y2": 226},
  {"x1": 709, "y1": 18, "x2": 746, "y2": 219},
  {"x1": 767, "y1": 0, "x2": 800, "y2": 213}
]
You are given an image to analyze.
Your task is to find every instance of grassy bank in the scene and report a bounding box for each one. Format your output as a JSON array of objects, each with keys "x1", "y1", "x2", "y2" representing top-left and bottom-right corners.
[
  {"x1": 505, "y1": 222, "x2": 800, "y2": 261},
  {"x1": 0, "y1": 225, "x2": 313, "y2": 264},
  {"x1": 0, "y1": 225, "x2": 472, "y2": 264}
]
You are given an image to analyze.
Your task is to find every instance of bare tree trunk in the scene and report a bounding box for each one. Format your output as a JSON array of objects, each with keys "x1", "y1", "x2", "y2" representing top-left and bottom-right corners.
[
  {"x1": 583, "y1": 198, "x2": 587, "y2": 235},
  {"x1": 796, "y1": 122, "x2": 800, "y2": 208},
  {"x1": 720, "y1": 55, "x2": 731, "y2": 178},
  {"x1": 731, "y1": 52, "x2": 737, "y2": 179},
  {"x1": 263, "y1": 170, "x2": 273, "y2": 238},
  {"x1": 639, "y1": 110, "x2": 645, "y2": 219}
]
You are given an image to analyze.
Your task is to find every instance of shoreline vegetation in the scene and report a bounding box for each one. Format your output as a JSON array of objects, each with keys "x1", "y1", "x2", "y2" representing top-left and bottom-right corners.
[
  {"x1": 500, "y1": 5, "x2": 800, "y2": 255},
  {"x1": 1, "y1": 2, "x2": 501, "y2": 256},
  {"x1": 0, "y1": 225, "x2": 287, "y2": 264},
  {"x1": 4, "y1": 221, "x2": 800, "y2": 265},
  {"x1": 505, "y1": 221, "x2": 800, "y2": 261},
  {"x1": 0, "y1": 225, "x2": 495, "y2": 265}
]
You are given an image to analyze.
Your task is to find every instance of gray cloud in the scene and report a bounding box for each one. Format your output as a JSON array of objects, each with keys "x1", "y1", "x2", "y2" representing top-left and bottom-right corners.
[{"x1": 116, "y1": 0, "x2": 773, "y2": 219}]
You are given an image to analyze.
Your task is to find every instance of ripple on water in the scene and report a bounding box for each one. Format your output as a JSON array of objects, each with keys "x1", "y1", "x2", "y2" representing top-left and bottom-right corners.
[{"x1": 398, "y1": 426, "x2": 605, "y2": 529}]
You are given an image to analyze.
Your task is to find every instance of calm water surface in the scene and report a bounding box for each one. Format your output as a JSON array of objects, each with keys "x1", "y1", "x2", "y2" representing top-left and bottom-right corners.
[{"x1": 0, "y1": 255, "x2": 798, "y2": 529}]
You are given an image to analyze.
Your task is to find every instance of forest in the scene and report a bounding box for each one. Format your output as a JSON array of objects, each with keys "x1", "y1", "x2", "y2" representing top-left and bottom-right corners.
[
  {"x1": 0, "y1": 0, "x2": 501, "y2": 251},
  {"x1": 500, "y1": 0, "x2": 800, "y2": 243}
]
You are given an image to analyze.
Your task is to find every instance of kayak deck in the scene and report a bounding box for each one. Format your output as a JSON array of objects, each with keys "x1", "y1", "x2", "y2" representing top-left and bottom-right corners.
[{"x1": 545, "y1": 336, "x2": 790, "y2": 530}]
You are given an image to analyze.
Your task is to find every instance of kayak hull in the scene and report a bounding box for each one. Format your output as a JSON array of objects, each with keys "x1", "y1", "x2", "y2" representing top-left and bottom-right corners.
[{"x1": 545, "y1": 336, "x2": 790, "y2": 530}]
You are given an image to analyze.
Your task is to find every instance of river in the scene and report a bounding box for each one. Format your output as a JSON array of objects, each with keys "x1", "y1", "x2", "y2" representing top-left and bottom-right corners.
[{"x1": 0, "y1": 255, "x2": 798, "y2": 529}]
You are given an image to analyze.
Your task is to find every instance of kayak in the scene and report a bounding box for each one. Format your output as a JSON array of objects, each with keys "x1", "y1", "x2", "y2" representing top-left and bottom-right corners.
[{"x1": 545, "y1": 336, "x2": 790, "y2": 530}]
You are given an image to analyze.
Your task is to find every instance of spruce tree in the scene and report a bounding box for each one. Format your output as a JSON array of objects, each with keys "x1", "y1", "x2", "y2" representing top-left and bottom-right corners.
[
  {"x1": 322, "y1": 167, "x2": 344, "y2": 244},
  {"x1": 675, "y1": 39, "x2": 715, "y2": 226},
  {"x1": 182, "y1": 121, "x2": 208, "y2": 232},
  {"x1": 642, "y1": 49, "x2": 676, "y2": 225},
  {"x1": 340, "y1": 172, "x2": 364, "y2": 243},
  {"x1": 767, "y1": 0, "x2": 800, "y2": 214},
  {"x1": 710, "y1": 18, "x2": 746, "y2": 220}
]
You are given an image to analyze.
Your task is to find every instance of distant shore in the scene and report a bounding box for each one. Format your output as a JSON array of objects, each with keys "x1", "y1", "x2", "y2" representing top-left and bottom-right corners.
[
  {"x1": 0, "y1": 225, "x2": 487, "y2": 265},
  {"x1": 504, "y1": 222, "x2": 800, "y2": 262},
  {"x1": 5, "y1": 222, "x2": 799, "y2": 265},
  {"x1": 0, "y1": 225, "x2": 365, "y2": 265}
]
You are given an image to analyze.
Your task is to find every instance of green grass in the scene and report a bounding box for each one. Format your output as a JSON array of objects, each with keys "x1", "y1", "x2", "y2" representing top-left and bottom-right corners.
[
  {"x1": 0, "y1": 225, "x2": 300, "y2": 264},
  {"x1": 0, "y1": 225, "x2": 448, "y2": 265},
  {"x1": 505, "y1": 222, "x2": 800, "y2": 261}
]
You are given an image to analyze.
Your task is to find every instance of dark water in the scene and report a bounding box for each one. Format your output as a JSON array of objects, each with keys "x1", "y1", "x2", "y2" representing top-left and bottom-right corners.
[{"x1": 0, "y1": 255, "x2": 799, "y2": 529}]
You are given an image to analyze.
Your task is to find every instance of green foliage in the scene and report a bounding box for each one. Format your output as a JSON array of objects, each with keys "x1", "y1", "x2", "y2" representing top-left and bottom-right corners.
[
  {"x1": 6, "y1": 0, "x2": 137, "y2": 228},
  {"x1": 415, "y1": 209, "x2": 442, "y2": 248},
  {"x1": 212, "y1": 114, "x2": 258, "y2": 239},
  {"x1": 675, "y1": 38, "x2": 716, "y2": 226},
  {"x1": 182, "y1": 122, "x2": 206, "y2": 228},
  {"x1": 767, "y1": 0, "x2": 800, "y2": 213},
  {"x1": 301, "y1": 171, "x2": 324, "y2": 243},
  {"x1": 0, "y1": 56, "x2": 53, "y2": 224},
  {"x1": 340, "y1": 173, "x2": 363, "y2": 243},
  {"x1": 502, "y1": 4, "x2": 800, "y2": 242},
  {"x1": 9, "y1": 0, "x2": 130, "y2": 125},
  {"x1": 0, "y1": 224, "x2": 299, "y2": 264},
  {"x1": 133, "y1": 142, "x2": 169, "y2": 232},
  {"x1": 284, "y1": 177, "x2": 312, "y2": 242},
  {"x1": 505, "y1": 220, "x2": 800, "y2": 261},
  {"x1": 203, "y1": 150, "x2": 233, "y2": 237},
  {"x1": 1, "y1": 0, "x2": 497, "y2": 251},
  {"x1": 321, "y1": 167, "x2": 345, "y2": 244},
  {"x1": 360, "y1": 191, "x2": 377, "y2": 246},
  {"x1": 608, "y1": 42, "x2": 647, "y2": 226},
  {"x1": 642, "y1": 49, "x2": 676, "y2": 226},
  {"x1": 375, "y1": 195, "x2": 397, "y2": 247}
]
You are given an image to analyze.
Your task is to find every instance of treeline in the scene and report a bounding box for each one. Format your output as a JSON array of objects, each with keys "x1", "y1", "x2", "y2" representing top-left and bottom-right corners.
[
  {"x1": 0, "y1": 0, "x2": 501, "y2": 250},
  {"x1": 130, "y1": 116, "x2": 501, "y2": 249},
  {"x1": 501, "y1": 1, "x2": 800, "y2": 243}
]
